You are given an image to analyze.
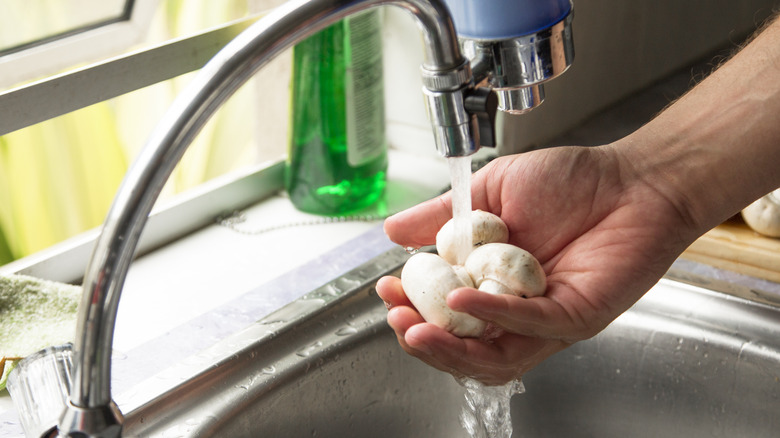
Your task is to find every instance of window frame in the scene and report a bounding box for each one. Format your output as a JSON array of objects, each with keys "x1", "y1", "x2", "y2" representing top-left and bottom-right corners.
[
  {"x1": 0, "y1": 9, "x2": 273, "y2": 279},
  {"x1": 0, "y1": 15, "x2": 258, "y2": 137},
  {"x1": 0, "y1": 0, "x2": 159, "y2": 91}
]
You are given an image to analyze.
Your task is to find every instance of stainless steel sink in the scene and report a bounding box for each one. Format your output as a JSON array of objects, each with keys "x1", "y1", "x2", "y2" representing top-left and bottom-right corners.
[{"x1": 122, "y1": 247, "x2": 780, "y2": 437}]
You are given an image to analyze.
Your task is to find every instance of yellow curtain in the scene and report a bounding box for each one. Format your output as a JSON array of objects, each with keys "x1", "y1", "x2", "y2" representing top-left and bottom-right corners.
[
  {"x1": 0, "y1": 104, "x2": 128, "y2": 262},
  {"x1": 0, "y1": 0, "x2": 258, "y2": 266}
]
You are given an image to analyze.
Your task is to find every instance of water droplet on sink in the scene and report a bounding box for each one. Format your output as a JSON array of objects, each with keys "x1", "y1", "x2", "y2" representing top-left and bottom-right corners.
[
  {"x1": 333, "y1": 276, "x2": 363, "y2": 291},
  {"x1": 322, "y1": 283, "x2": 342, "y2": 296},
  {"x1": 404, "y1": 246, "x2": 420, "y2": 255},
  {"x1": 336, "y1": 325, "x2": 359, "y2": 336},
  {"x1": 261, "y1": 318, "x2": 287, "y2": 326},
  {"x1": 296, "y1": 341, "x2": 323, "y2": 357},
  {"x1": 262, "y1": 366, "x2": 276, "y2": 374}
]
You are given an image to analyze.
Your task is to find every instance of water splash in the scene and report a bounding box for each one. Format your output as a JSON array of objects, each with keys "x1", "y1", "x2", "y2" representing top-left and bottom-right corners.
[{"x1": 458, "y1": 377, "x2": 525, "y2": 438}]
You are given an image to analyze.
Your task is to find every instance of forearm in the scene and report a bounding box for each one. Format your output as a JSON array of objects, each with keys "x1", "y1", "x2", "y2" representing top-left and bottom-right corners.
[{"x1": 619, "y1": 15, "x2": 780, "y2": 235}]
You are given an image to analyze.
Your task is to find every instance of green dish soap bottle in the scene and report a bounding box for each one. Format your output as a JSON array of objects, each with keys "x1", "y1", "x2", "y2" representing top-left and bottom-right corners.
[{"x1": 285, "y1": 9, "x2": 387, "y2": 215}]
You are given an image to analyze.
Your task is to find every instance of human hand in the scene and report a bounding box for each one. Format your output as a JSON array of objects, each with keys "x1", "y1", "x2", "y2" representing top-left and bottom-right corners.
[{"x1": 377, "y1": 145, "x2": 700, "y2": 385}]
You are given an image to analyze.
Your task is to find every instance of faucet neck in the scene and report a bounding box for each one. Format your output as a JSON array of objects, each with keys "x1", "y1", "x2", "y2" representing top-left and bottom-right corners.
[{"x1": 63, "y1": 0, "x2": 470, "y2": 436}]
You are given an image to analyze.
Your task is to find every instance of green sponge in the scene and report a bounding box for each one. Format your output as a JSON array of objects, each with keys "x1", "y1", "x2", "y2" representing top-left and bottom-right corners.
[{"x1": 0, "y1": 274, "x2": 81, "y2": 390}]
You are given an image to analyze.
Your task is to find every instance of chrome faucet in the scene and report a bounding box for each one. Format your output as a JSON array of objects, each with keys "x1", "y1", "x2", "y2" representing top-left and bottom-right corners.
[
  {"x1": 52, "y1": 0, "x2": 573, "y2": 436},
  {"x1": 445, "y1": 0, "x2": 575, "y2": 114}
]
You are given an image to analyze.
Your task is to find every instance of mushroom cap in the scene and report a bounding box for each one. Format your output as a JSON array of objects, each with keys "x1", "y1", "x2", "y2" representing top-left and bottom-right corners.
[
  {"x1": 400, "y1": 252, "x2": 486, "y2": 337},
  {"x1": 464, "y1": 243, "x2": 546, "y2": 297},
  {"x1": 741, "y1": 189, "x2": 780, "y2": 237},
  {"x1": 436, "y1": 210, "x2": 509, "y2": 265}
]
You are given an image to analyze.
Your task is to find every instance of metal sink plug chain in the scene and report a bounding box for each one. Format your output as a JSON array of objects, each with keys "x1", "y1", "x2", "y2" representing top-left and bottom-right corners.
[{"x1": 215, "y1": 209, "x2": 394, "y2": 236}]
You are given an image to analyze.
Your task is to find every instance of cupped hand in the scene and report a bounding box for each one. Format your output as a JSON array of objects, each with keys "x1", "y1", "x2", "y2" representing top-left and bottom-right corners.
[{"x1": 377, "y1": 145, "x2": 700, "y2": 385}]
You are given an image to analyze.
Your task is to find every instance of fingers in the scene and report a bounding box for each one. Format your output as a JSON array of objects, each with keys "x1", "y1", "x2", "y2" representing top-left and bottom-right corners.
[
  {"x1": 378, "y1": 277, "x2": 572, "y2": 385},
  {"x1": 402, "y1": 322, "x2": 569, "y2": 385},
  {"x1": 446, "y1": 287, "x2": 600, "y2": 342},
  {"x1": 386, "y1": 306, "x2": 522, "y2": 384},
  {"x1": 377, "y1": 275, "x2": 434, "y2": 362},
  {"x1": 383, "y1": 156, "x2": 513, "y2": 249},
  {"x1": 383, "y1": 196, "x2": 453, "y2": 248},
  {"x1": 385, "y1": 304, "x2": 466, "y2": 377},
  {"x1": 375, "y1": 276, "x2": 411, "y2": 308},
  {"x1": 379, "y1": 276, "x2": 492, "y2": 380}
]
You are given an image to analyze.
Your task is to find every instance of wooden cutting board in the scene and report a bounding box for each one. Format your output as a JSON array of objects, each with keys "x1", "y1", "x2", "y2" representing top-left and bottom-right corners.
[{"x1": 681, "y1": 217, "x2": 780, "y2": 283}]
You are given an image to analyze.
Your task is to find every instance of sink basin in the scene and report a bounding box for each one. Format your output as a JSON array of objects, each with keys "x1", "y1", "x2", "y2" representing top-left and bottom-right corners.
[{"x1": 122, "y1": 247, "x2": 780, "y2": 437}]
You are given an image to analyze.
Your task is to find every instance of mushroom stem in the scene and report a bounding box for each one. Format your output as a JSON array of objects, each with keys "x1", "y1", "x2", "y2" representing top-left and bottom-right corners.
[{"x1": 476, "y1": 279, "x2": 514, "y2": 296}]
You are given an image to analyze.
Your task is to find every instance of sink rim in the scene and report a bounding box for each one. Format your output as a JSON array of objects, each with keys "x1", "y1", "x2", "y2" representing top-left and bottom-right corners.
[{"x1": 118, "y1": 246, "x2": 780, "y2": 436}]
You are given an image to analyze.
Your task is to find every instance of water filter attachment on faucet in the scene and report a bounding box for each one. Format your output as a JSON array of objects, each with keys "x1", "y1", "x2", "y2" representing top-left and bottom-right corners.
[
  {"x1": 442, "y1": 0, "x2": 575, "y2": 114},
  {"x1": 442, "y1": 0, "x2": 571, "y2": 39}
]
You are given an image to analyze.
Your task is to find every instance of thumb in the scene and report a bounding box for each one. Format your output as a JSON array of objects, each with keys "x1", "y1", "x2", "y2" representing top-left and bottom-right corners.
[{"x1": 384, "y1": 195, "x2": 453, "y2": 248}]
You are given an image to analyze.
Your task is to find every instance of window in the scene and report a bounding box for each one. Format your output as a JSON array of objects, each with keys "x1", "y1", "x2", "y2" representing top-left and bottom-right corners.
[
  {"x1": 0, "y1": 0, "x2": 132, "y2": 54},
  {"x1": 0, "y1": 0, "x2": 291, "y2": 266},
  {"x1": 0, "y1": 0, "x2": 158, "y2": 90}
]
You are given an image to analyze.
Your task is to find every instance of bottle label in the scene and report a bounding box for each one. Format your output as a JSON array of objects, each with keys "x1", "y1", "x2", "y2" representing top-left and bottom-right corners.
[{"x1": 345, "y1": 11, "x2": 385, "y2": 167}]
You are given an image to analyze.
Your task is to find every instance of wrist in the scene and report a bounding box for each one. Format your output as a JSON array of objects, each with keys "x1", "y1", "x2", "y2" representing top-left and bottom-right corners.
[{"x1": 614, "y1": 19, "x2": 780, "y2": 236}]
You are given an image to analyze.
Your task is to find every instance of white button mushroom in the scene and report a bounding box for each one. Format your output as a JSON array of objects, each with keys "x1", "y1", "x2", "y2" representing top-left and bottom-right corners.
[
  {"x1": 436, "y1": 209, "x2": 509, "y2": 265},
  {"x1": 464, "y1": 243, "x2": 546, "y2": 298},
  {"x1": 741, "y1": 189, "x2": 780, "y2": 238},
  {"x1": 400, "y1": 252, "x2": 487, "y2": 337},
  {"x1": 399, "y1": 210, "x2": 546, "y2": 338}
]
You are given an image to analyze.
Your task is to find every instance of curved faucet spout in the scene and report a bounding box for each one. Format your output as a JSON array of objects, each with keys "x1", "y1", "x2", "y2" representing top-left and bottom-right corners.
[{"x1": 59, "y1": 0, "x2": 473, "y2": 436}]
